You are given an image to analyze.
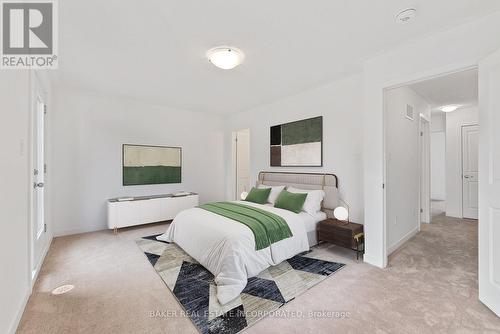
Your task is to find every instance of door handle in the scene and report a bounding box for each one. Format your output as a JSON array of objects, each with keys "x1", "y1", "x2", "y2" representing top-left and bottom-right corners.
[
  {"x1": 464, "y1": 175, "x2": 470, "y2": 179},
  {"x1": 34, "y1": 182, "x2": 44, "y2": 188}
]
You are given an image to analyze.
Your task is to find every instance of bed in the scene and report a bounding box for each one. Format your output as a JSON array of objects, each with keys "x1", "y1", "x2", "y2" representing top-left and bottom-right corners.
[{"x1": 157, "y1": 172, "x2": 339, "y2": 305}]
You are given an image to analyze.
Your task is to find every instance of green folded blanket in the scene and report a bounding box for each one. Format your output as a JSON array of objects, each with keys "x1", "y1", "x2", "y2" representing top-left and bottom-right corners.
[{"x1": 198, "y1": 202, "x2": 293, "y2": 250}]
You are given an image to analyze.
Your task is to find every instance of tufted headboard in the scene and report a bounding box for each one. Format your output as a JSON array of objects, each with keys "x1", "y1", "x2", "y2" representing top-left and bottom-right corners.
[{"x1": 256, "y1": 171, "x2": 340, "y2": 217}]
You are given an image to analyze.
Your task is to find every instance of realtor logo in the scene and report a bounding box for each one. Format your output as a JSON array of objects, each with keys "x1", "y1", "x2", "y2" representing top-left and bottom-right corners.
[{"x1": 1, "y1": 0, "x2": 58, "y2": 69}]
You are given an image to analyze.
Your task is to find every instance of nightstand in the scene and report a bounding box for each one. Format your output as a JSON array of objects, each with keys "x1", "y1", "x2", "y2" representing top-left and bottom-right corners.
[{"x1": 317, "y1": 218, "x2": 365, "y2": 260}]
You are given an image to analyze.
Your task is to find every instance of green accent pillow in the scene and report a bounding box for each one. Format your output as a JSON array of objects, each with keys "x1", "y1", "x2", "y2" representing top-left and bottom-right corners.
[
  {"x1": 274, "y1": 189, "x2": 308, "y2": 213},
  {"x1": 244, "y1": 187, "x2": 271, "y2": 204}
]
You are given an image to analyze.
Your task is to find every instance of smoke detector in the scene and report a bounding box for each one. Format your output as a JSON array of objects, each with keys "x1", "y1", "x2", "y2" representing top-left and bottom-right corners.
[{"x1": 395, "y1": 8, "x2": 417, "y2": 23}]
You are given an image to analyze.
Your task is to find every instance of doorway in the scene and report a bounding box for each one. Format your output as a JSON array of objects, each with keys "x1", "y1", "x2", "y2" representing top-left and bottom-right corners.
[
  {"x1": 233, "y1": 129, "x2": 250, "y2": 200},
  {"x1": 384, "y1": 68, "x2": 478, "y2": 255},
  {"x1": 462, "y1": 125, "x2": 479, "y2": 219},
  {"x1": 379, "y1": 50, "x2": 500, "y2": 317},
  {"x1": 410, "y1": 69, "x2": 479, "y2": 222}
]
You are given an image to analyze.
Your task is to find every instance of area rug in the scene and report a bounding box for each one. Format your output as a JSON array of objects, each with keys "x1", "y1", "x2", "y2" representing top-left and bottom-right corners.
[{"x1": 136, "y1": 234, "x2": 345, "y2": 334}]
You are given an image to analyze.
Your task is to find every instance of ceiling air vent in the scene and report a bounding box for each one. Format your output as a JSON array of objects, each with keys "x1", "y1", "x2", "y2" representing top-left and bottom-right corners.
[{"x1": 406, "y1": 104, "x2": 414, "y2": 121}]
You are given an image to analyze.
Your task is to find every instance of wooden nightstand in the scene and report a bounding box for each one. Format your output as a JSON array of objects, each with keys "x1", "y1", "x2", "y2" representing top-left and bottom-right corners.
[{"x1": 317, "y1": 218, "x2": 365, "y2": 260}]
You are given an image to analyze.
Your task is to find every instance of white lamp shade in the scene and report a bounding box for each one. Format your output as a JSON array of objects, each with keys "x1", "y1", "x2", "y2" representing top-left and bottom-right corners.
[
  {"x1": 334, "y1": 206, "x2": 349, "y2": 221},
  {"x1": 240, "y1": 191, "x2": 248, "y2": 200}
]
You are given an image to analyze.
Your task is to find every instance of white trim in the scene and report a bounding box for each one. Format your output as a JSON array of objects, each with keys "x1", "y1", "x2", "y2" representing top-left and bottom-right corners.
[
  {"x1": 381, "y1": 63, "x2": 477, "y2": 92},
  {"x1": 53, "y1": 226, "x2": 105, "y2": 237},
  {"x1": 31, "y1": 233, "x2": 53, "y2": 286},
  {"x1": 419, "y1": 112, "x2": 431, "y2": 123},
  {"x1": 363, "y1": 253, "x2": 386, "y2": 268},
  {"x1": 29, "y1": 71, "x2": 50, "y2": 284},
  {"x1": 460, "y1": 123, "x2": 479, "y2": 220},
  {"x1": 10, "y1": 70, "x2": 54, "y2": 334},
  {"x1": 419, "y1": 115, "x2": 431, "y2": 225},
  {"x1": 7, "y1": 290, "x2": 30, "y2": 334},
  {"x1": 445, "y1": 211, "x2": 463, "y2": 219},
  {"x1": 377, "y1": 64, "x2": 478, "y2": 267},
  {"x1": 10, "y1": 235, "x2": 53, "y2": 334},
  {"x1": 387, "y1": 226, "x2": 420, "y2": 255}
]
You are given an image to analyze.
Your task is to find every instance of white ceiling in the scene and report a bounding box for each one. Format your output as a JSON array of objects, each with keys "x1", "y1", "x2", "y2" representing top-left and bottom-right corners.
[
  {"x1": 410, "y1": 69, "x2": 478, "y2": 112},
  {"x1": 56, "y1": 1, "x2": 500, "y2": 114}
]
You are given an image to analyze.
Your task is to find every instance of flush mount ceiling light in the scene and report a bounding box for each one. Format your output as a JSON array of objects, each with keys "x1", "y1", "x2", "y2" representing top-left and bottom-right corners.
[
  {"x1": 440, "y1": 105, "x2": 460, "y2": 113},
  {"x1": 395, "y1": 8, "x2": 417, "y2": 23},
  {"x1": 207, "y1": 46, "x2": 244, "y2": 70}
]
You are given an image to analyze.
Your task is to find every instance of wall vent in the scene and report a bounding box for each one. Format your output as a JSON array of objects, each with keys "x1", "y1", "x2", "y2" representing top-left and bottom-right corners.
[{"x1": 405, "y1": 104, "x2": 414, "y2": 121}]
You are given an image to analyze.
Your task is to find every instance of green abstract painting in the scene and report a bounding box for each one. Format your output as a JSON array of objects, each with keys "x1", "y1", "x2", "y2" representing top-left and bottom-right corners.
[
  {"x1": 123, "y1": 145, "x2": 182, "y2": 186},
  {"x1": 270, "y1": 116, "x2": 322, "y2": 167}
]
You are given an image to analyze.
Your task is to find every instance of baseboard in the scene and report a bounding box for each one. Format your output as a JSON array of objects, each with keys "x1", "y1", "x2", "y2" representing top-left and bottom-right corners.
[
  {"x1": 479, "y1": 290, "x2": 500, "y2": 317},
  {"x1": 8, "y1": 289, "x2": 30, "y2": 334},
  {"x1": 9, "y1": 234, "x2": 53, "y2": 334},
  {"x1": 445, "y1": 211, "x2": 463, "y2": 219},
  {"x1": 363, "y1": 253, "x2": 386, "y2": 268},
  {"x1": 31, "y1": 233, "x2": 53, "y2": 287},
  {"x1": 53, "y1": 225, "x2": 105, "y2": 237},
  {"x1": 387, "y1": 226, "x2": 420, "y2": 255}
]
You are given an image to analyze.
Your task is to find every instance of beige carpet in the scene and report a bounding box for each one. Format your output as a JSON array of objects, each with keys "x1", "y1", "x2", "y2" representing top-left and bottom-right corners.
[{"x1": 18, "y1": 216, "x2": 500, "y2": 333}]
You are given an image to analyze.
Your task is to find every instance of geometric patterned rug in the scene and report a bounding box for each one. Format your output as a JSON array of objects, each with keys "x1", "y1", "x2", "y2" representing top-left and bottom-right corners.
[{"x1": 136, "y1": 234, "x2": 345, "y2": 334}]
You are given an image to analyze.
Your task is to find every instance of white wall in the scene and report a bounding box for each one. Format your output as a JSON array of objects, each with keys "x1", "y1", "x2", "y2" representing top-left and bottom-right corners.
[
  {"x1": 431, "y1": 113, "x2": 446, "y2": 201},
  {"x1": 225, "y1": 74, "x2": 364, "y2": 224},
  {"x1": 431, "y1": 132, "x2": 446, "y2": 200},
  {"x1": 0, "y1": 72, "x2": 31, "y2": 334},
  {"x1": 445, "y1": 106, "x2": 479, "y2": 218},
  {"x1": 363, "y1": 12, "x2": 500, "y2": 268},
  {"x1": 385, "y1": 86, "x2": 430, "y2": 253},
  {"x1": 431, "y1": 112, "x2": 446, "y2": 132},
  {"x1": 51, "y1": 88, "x2": 226, "y2": 236}
]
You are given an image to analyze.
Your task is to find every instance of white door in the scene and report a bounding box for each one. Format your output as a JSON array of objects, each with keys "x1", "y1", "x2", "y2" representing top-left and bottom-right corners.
[
  {"x1": 478, "y1": 49, "x2": 500, "y2": 317},
  {"x1": 236, "y1": 129, "x2": 250, "y2": 199},
  {"x1": 462, "y1": 125, "x2": 479, "y2": 219},
  {"x1": 32, "y1": 94, "x2": 47, "y2": 277}
]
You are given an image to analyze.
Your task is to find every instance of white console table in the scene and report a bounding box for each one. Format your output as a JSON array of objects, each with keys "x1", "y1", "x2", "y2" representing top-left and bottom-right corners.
[{"x1": 107, "y1": 193, "x2": 199, "y2": 232}]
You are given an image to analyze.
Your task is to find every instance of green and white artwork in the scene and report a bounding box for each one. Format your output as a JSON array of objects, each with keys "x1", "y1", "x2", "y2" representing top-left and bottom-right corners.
[
  {"x1": 123, "y1": 144, "x2": 181, "y2": 186},
  {"x1": 270, "y1": 116, "x2": 323, "y2": 167}
]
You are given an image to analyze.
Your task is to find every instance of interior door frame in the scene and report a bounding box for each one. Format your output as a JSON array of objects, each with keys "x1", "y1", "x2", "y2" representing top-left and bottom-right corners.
[
  {"x1": 419, "y1": 115, "x2": 431, "y2": 224},
  {"x1": 382, "y1": 64, "x2": 478, "y2": 266},
  {"x1": 232, "y1": 128, "x2": 251, "y2": 200},
  {"x1": 28, "y1": 71, "x2": 51, "y2": 285},
  {"x1": 478, "y1": 49, "x2": 500, "y2": 316},
  {"x1": 461, "y1": 124, "x2": 479, "y2": 220}
]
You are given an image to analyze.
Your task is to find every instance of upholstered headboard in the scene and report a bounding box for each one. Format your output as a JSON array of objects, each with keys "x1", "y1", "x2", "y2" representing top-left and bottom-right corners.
[{"x1": 256, "y1": 171, "x2": 340, "y2": 216}]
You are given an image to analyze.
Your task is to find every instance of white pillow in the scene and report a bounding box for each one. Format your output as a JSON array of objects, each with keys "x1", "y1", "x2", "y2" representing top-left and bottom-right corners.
[
  {"x1": 286, "y1": 187, "x2": 325, "y2": 215},
  {"x1": 258, "y1": 185, "x2": 285, "y2": 204}
]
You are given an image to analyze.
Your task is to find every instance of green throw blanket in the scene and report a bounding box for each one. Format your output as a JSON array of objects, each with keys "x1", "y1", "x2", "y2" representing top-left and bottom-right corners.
[{"x1": 198, "y1": 202, "x2": 293, "y2": 250}]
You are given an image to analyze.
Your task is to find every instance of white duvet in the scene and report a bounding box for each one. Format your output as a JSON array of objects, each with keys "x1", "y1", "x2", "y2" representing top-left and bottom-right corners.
[{"x1": 157, "y1": 201, "x2": 309, "y2": 305}]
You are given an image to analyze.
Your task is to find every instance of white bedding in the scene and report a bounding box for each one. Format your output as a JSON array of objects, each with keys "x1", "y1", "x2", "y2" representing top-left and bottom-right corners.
[
  {"x1": 299, "y1": 211, "x2": 327, "y2": 247},
  {"x1": 157, "y1": 201, "x2": 310, "y2": 305}
]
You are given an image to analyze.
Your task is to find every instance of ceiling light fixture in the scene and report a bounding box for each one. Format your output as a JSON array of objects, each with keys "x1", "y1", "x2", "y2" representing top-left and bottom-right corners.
[
  {"x1": 440, "y1": 105, "x2": 460, "y2": 113},
  {"x1": 207, "y1": 46, "x2": 244, "y2": 70},
  {"x1": 395, "y1": 8, "x2": 417, "y2": 23}
]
